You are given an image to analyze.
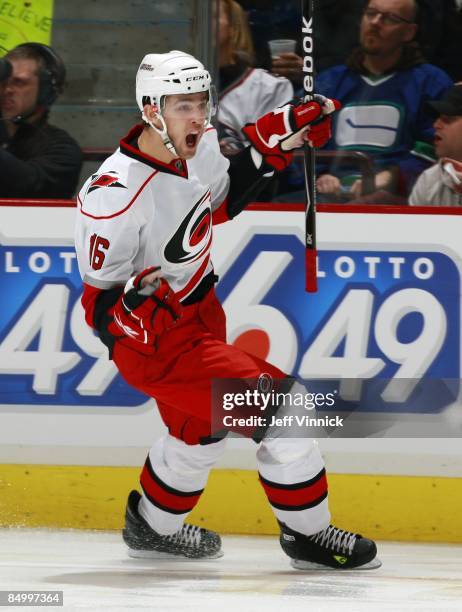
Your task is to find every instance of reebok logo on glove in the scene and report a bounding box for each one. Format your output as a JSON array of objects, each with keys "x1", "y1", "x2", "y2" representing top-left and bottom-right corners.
[{"x1": 297, "y1": 104, "x2": 319, "y2": 117}]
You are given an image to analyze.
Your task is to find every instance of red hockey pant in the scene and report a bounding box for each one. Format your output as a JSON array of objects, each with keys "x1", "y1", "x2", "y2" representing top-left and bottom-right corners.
[{"x1": 113, "y1": 289, "x2": 329, "y2": 536}]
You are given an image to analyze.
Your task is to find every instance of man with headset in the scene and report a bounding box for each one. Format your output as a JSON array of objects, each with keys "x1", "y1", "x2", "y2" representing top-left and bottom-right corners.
[{"x1": 0, "y1": 43, "x2": 82, "y2": 199}]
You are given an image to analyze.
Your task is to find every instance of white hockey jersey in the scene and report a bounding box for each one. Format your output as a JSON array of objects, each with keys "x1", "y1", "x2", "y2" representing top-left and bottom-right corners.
[{"x1": 75, "y1": 125, "x2": 230, "y2": 301}]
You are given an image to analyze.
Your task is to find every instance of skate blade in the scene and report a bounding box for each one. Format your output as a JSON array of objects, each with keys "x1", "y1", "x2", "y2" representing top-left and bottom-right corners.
[
  {"x1": 291, "y1": 557, "x2": 382, "y2": 571},
  {"x1": 127, "y1": 548, "x2": 224, "y2": 561}
]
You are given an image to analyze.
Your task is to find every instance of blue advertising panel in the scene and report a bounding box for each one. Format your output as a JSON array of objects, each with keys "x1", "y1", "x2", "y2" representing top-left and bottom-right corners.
[
  {"x1": 217, "y1": 235, "x2": 460, "y2": 414},
  {"x1": 0, "y1": 209, "x2": 460, "y2": 418}
]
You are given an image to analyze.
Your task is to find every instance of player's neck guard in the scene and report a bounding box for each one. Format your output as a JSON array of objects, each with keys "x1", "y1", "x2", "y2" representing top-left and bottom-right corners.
[{"x1": 142, "y1": 111, "x2": 178, "y2": 158}]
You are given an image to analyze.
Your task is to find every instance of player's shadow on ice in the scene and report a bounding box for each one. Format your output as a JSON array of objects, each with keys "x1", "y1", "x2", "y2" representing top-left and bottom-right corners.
[{"x1": 42, "y1": 564, "x2": 301, "y2": 592}]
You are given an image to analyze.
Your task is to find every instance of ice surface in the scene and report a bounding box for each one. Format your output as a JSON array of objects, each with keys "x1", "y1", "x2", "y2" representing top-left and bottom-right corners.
[{"x1": 0, "y1": 529, "x2": 461, "y2": 611}]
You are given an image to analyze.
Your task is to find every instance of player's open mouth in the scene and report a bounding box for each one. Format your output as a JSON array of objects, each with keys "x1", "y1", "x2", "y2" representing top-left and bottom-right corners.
[{"x1": 186, "y1": 133, "x2": 199, "y2": 148}]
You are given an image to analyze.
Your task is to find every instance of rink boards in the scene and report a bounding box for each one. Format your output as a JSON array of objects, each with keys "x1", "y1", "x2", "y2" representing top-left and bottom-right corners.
[{"x1": 0, "y1": 201, "x2": 461, "y2": 541}]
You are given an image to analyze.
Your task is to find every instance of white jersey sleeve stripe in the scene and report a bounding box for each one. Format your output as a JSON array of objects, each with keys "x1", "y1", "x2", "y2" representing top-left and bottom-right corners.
[{"x1": 82, "y1": 275, "x2": 123, "y2": 290}]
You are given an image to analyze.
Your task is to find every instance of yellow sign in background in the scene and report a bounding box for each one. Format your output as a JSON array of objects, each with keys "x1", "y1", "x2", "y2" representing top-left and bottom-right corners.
[{"x1": 0, "y1": 0, "x2": 53, "y2": 55}]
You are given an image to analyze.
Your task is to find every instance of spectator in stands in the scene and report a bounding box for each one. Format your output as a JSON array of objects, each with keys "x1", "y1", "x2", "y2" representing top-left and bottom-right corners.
[
  {"x1": 314, "y1": 0, "x2": 453, "y2": 204},
  {"x1": 217, "y1": 0, "x2": 293, "y2": 157},
  {"x1": 237, "y1": 0, "x2": 300, "y2": 75},
  {"x1": 238, "y1": 1, "x2": 364, "y2": 87},
  {"x1": 0, "y1": 43, "x2": 82, "y2": 199},
  {"x1": 409, "y1": 84, "x2": 462, "y2": 206}
]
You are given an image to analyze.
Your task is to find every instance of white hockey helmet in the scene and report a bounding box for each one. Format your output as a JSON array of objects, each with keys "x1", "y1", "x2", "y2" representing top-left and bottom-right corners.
[
  {"x1": 136, "y1": 50, "x2": 214, "y2": 111},
  {"x1": 135, "y1": 50, "x2": 217, "y2": 156}
]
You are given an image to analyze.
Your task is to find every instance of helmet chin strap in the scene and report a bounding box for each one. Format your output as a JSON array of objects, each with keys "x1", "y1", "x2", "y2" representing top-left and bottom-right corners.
[{"x1": 141, "y1": 110, "x2": 179, "y2": 158}]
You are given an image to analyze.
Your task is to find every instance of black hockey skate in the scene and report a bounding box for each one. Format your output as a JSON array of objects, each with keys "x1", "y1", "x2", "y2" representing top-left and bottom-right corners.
[
  {"x1": 123, "y1": 490, "x2": 223, "y2": 559},
  {"x1": 279, "y1": 521, "x2": 381, "y2": 570}
]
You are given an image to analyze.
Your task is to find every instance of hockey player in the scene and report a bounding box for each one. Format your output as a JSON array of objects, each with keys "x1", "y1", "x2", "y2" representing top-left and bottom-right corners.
[{"x1": 74, "y1": 50, "x2": 380, "y2": 570}]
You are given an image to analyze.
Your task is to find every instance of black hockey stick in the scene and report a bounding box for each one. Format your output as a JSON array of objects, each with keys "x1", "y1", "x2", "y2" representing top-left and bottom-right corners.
[{"x1": 301, "y1": 0, "x2": 317, "y2": 292}]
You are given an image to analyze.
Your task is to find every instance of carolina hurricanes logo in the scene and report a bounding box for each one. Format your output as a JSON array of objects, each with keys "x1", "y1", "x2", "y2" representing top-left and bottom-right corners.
[
  {"x1": 164, "y1": 191, "x2": 212, "y2": 265},
  {"x1": 87, "y1": 171, "x2": 127, "y2": 193}
]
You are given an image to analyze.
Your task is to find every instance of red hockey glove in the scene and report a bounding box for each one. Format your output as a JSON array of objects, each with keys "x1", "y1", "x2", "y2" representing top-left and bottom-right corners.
[
  {"x1": 112, "y1": 266, "x2": 183, "y2": 349},
  {"x1": 242, "y1": 95, "x2": 340, "y2": 171}
]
